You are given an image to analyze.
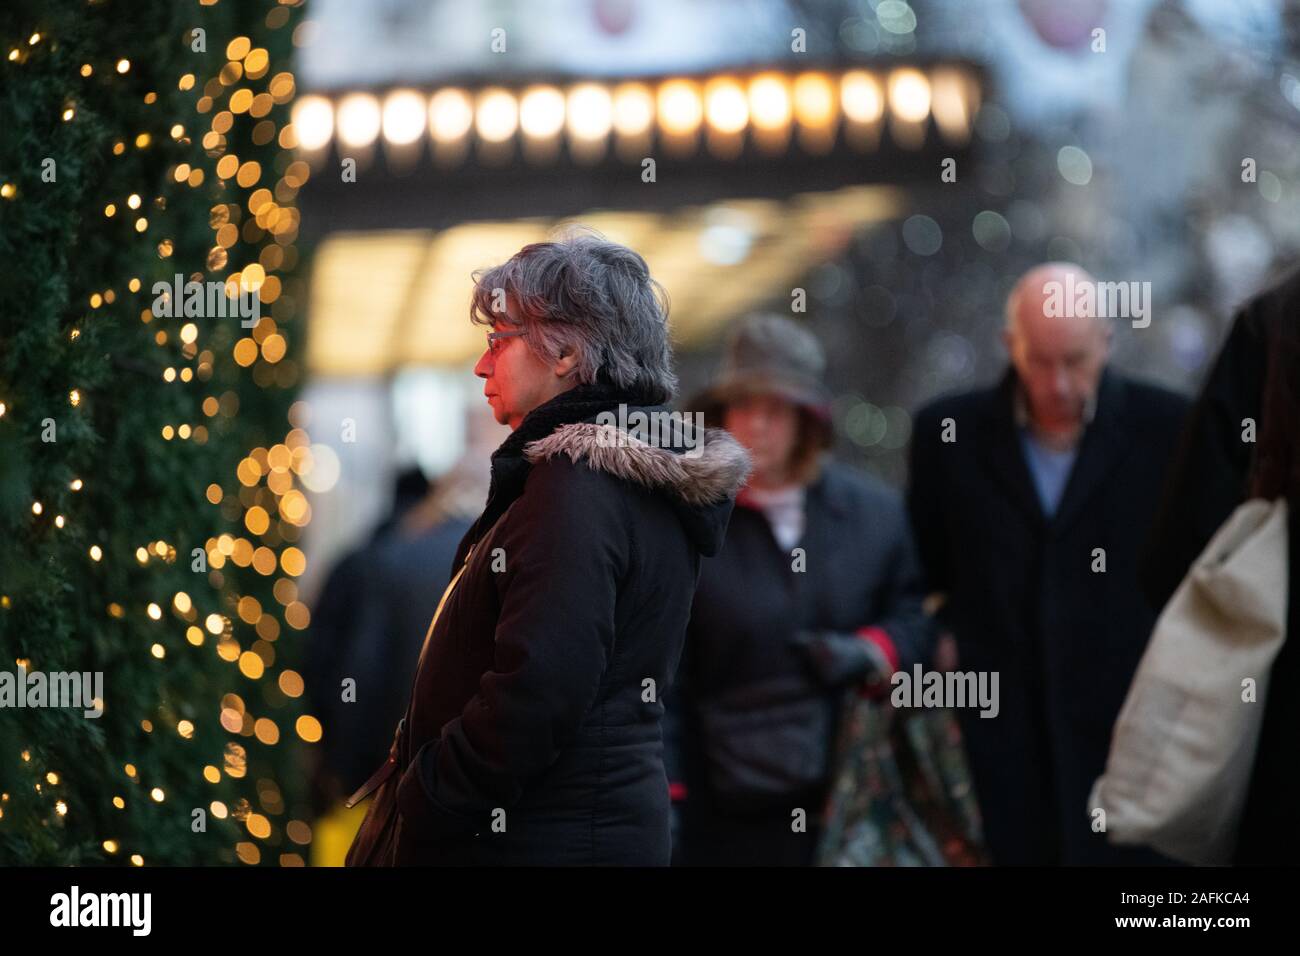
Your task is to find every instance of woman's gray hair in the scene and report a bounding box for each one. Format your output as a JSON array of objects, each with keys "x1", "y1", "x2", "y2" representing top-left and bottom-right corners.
[{"x1": 469, "y1": 226, "x2": 677, "y2": 404}]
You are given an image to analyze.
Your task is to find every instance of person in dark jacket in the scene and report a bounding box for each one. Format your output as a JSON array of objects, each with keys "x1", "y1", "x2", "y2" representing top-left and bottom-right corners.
[
  {"x1": 305, "y1": 466, "x2": 438, "y2": 814},
  {"x1": 1139, "y1": 264, "x2": 1300, "y2": 865},
  {"x1": 667, "y1": 314, "x2": 932, "y2": 866},
  {"x1": 383, "y1": 230, "x2": 751, "y2": 866},
  {"x1": 907, "y1": 263, "x2": 1189, "y2": 865}
]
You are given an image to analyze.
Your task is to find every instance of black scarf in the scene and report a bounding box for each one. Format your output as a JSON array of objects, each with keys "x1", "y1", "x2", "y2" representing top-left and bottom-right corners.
[{"x1": 458, "y1": 381, "x2": 662, "y2": 555}]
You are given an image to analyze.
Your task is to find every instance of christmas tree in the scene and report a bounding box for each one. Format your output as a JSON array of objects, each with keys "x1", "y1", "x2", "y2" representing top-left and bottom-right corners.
[{"x1": 0, "y1": 0, "x2": 315, "y2": 865}]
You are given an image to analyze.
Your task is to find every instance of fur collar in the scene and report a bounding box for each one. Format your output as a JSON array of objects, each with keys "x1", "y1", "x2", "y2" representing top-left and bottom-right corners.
[{"x1": 523, "y1": 422, "x2": 751, "y2": 508}]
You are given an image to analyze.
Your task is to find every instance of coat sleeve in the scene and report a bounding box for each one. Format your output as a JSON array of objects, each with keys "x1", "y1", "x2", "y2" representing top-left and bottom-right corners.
[
  {"x1": 396, "y1": 460, "x2": 629, "y2": 841},
  {"x1": 866, "y1": 504, "x2": 935, "y2": 672},
  {"x1": 906, "y1": 402, "x2": 955, "y2": 620},
  {"x1": 1139, "y1": 307, "x2": 1265, "y2": 612}
]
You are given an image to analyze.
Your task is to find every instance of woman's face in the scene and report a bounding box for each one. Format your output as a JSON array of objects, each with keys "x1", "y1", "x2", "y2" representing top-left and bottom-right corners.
[
  {"x1": 473, "y1": 318, "x2": 575, "y2": 430},
  {"x1": 724, "y1": 393, "x2": 800, "y2": 488}
]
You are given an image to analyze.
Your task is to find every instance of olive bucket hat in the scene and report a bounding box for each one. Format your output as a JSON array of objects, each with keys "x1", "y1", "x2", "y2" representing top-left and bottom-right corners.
[{"x1": 688, "y1": 314, "x2": 833, "y2": 445}]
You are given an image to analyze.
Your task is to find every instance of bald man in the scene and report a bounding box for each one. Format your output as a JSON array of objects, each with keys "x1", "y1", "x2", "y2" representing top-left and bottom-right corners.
[{"x1": 906, "y1": 263, "x2": 1188, "y2": 865}]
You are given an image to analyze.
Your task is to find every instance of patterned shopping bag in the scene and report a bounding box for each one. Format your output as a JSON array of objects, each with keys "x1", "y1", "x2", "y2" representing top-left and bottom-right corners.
[{"x1": 816, "y1": 692, "x2": 987, "y2": 867}]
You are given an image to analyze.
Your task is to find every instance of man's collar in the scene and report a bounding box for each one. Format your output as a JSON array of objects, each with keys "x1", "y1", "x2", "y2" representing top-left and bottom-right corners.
[{"x1": 1012, "y1": 377, "x2": 1098, "y2": 432}]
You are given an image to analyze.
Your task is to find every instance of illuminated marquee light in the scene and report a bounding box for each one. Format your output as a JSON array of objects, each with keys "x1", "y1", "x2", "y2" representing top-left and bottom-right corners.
[{"x1": 295, "y1": 65, "x2": 979, "y2": 166}]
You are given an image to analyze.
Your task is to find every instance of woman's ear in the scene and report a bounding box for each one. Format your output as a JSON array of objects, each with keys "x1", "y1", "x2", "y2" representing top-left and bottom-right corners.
[{"x1": 553, "y1": 350, "x2": 579, "y2": 378}]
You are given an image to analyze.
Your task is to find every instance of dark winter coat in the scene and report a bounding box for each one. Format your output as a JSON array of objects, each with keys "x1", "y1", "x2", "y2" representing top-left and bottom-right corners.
[
  {"x1": 907, "y1": 366, "x2": 1188, "y2": 865},
  {"x1": 391, "y1": 385, "x2": 750, "y2": 865},
  {"x1": 666, "y1": 461, "x2": 933, "y2": 866},
  {"x1": 1139, "y1": 267, "x2": 1300, "y2": 865}
]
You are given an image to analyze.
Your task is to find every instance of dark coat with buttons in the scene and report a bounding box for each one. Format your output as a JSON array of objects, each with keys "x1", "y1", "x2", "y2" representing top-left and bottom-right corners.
[
  {"x1": 907, "y1": 367, "x2": 1188, "y2": 865},
  {"x1": 665, "y1": 461, "x2": 933, "y2": 865},
  {"x1": 392, "y1": 388, "x2": 750, "y2": 866}
]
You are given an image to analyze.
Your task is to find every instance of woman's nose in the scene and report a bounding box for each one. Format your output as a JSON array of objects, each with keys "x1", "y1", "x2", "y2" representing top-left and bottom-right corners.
[{"x1": 473, "y1": 350, "x2": 492, "y2": 378}]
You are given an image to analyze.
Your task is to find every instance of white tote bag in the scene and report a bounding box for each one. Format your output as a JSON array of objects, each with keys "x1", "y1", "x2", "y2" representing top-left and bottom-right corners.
[{"x1": 1088, "y1": 497, "x2": 1290, "y2": 865}]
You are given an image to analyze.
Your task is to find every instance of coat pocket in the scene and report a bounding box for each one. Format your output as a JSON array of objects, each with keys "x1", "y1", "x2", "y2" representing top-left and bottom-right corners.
[{"x1": 697, "y1": 677, "x2": 833, "y2": 803}]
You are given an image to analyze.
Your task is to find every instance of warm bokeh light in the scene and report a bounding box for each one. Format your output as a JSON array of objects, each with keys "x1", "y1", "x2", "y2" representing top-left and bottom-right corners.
[
  {"x1": 475, "y1": 88, "x2": 518, "y2": 144},
  {"x1": 612, "y1": 82, "x2": 654, "y2": 137},
  {"x1": 381, "y1": 89, "x2": 425, "y2": 146},
  {"x1": 336, "y1": 93, "x2": 380, "y2": 148},
  {"x1": 519, "y1": 85, "x2": 565, "y2": 139},
  {"x1": 656, "y1": 79, "x2": 702, "y2": 136},
  {"x1": 841, "y1": 71, "x2": 884, "y2": 124},
  {"x1": 566, "y1": 83, "x2": 612, "y2": 142},
  {"x1": 888, "y1": 68, "x2": 931, "y2": 124},
  {"x1": 704, "y1": 76, "x2": 748, "y2": 134},
  {"x1": 748, "y1": 73, "x2": 792, "y2": 131},
  {"x1": 429, "y1": 88, "x2": 473, "y2": 143},
  {"x1": 793, "y1": 72, "x2": 836, "y2": 129}
]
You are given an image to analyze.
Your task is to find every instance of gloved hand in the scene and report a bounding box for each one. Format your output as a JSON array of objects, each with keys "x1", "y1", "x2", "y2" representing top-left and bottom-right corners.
[{"x1": 789, "y1": 630, "x2": 892, "y2": 689}]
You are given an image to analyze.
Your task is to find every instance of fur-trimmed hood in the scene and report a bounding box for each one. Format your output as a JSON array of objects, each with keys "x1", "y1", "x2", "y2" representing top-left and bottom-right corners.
[{"x1": 524, "y1": 420, "x2": 751, "y2": 556}]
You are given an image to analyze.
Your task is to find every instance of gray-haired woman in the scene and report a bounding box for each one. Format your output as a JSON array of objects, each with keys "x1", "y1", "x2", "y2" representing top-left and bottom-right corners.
[{"x1": 346, "y1": 229, "x2": 750, "y2": 865}]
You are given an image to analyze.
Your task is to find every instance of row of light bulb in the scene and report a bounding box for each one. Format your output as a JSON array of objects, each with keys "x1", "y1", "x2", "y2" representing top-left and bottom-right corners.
[{"x1": 290, "y1": 67, "x2": 978, "y2": 157}]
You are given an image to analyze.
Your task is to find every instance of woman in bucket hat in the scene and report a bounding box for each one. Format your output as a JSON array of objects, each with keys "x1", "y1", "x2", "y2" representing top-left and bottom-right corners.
[{"x1": 665, "y1": 314, "x2": 934, "y2": 866}]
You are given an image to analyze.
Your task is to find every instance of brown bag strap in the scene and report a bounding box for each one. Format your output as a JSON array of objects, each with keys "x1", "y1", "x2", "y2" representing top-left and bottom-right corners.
[
  {"x1": 344, "y1": 533, "x2": 488, "y2": 811},
  {"x1": 344, "y1": 717, "x2": 404, "y2": 809}
]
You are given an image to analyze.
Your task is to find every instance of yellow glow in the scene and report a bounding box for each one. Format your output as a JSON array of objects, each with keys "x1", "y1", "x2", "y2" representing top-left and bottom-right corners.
[
  {"x1": 566, "y1": 84, "x2": 612, "y2": 141},
  {"x1": 842, "y1": 71, "x2": 884, "y2": 123},
  {"x1": 429, "y1": 88, "x2": 473, "y2": 143},
  {"x1": 748, "y1": 74, "x2": 791, "y2": 130},
  {"x1": 296, "y1": 715, "x2": 323, "y2": 743},
  {"x1": 704, "y1": 77, "x2": 748, "y2": 134},
  {"x1": 279, "y1": 670, "x2": 305, "y2": 698},
  {"x1": 793, "y1": 73, "x2": 835, "y2": 128},
  {"x1": 337, "y1": 93, "x2": 381, "y2": 147},
  {"x1": 612, "y1": 83, "x2": 654, "y2": 136},
  {"x1": 475, "y1": 88, "x2": 518, "y2": 144},
  {"x1": 245, "y1": 506, "x2": 270, "y2": 535},
  {"x1": 382, "y1": 89, "x2": 426, "y2": 145},
  {"x1": 238, "y1": 650, "x2": 265, "y2": 680},
  {"x1": 519, "y1": 86, "x2": 565, "y2": 139},
  {"x1": 280, "y1": 546, "x2": 307, "y2": 576},
  {"x1": 656, "y1": 79, "x2": 702, "y2": 136},
  {"x1": 930, "y1": 67, "x2": 977, "y2": 143},
  {"x1": 888, "y1": 68, "x2": 931, "y2": 123},
  {"x1": 291, "y1": 95, "x2": 333, "y2": 150}
]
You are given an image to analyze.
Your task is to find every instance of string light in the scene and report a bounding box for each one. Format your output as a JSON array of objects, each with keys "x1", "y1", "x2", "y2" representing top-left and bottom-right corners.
[{"x1": 11, "y1": 17, "x2": 313, "y2": 869}]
